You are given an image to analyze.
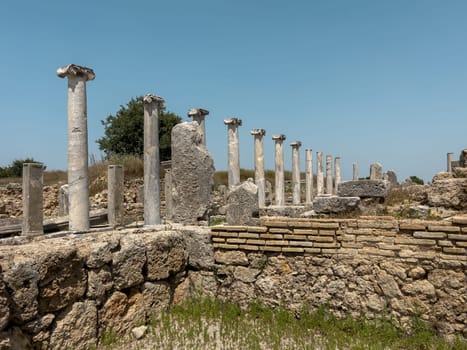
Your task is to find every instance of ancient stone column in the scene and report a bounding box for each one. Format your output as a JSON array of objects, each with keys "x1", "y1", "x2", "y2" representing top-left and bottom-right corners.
[
  {"x1": 353, "y1": 162, "x2": 358, "y2": 181},
  {"x1": 334, "y1": 157, "x2": 341, "y2": 195},
  {"x1": 272, "y1": 134, "x2": 286, "y2": 206},
  {"x1": 316, "y1": 152, "x2": 324, "y2": 195},
  {"x1": 250, "y1": 129, "x2": 266, "y2": 207},
  {"x1": 224, "y1": 118, "x2": 242, "y2": 188},
  {"x1": 143, "y1": 94, "x2": 165, "y2": 226},
  {"x1": 164, "y1": 169, "x2": 173, "y2": 221},
  {"x1": 305, "y1": 149, "x2": 313, "y2": 205},
  {"x1": 58, "y1": 184, "x2": 69, "y2": 216},
  {"x1": 188, "y1": 108, "x2": 209, "y2": 145},
  {"x1": 370, "y1": 163, "x2": 383, "y2": 180},
  {"x1": 290, "y1": 141, "x2": 302, "y2": 205},
  {"x1": 108, "y1": 165, "x2": 124, "y2": 228},
  {"x1": 326, "y1": 155, "x2": 333, "y2": 195},
  {"x1": 447, "y1": 152, "x2": 453, "y2": 173},
  {"x1": 57, "y1": 64, "x2": 95, "y2": 231},
  {"x1": 22, "y1": 163, "x2": 44, "y2": 236}
]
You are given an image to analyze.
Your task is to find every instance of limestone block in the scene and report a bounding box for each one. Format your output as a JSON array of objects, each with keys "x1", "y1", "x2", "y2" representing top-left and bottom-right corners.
[
  {"x1": 87, "y1": 266, "x2": 113, "y2": 302},
  {"x1": 426, "y1": 178, "x2": 467, "y2": 210},
  {"x1": 312, "y1": 196, "x2": 360, "y2": 214},
  {"x1": 112, "y1": 236, "x2": 146, "y2": 289},
  {"x1": 182, "y1": 227, "x2": 215, "y2": 270},
  {"x1": 337, "y1": 180, "x2": 390, "y2": 198},
  {"x1": 234, "y1": 266, "x2": 260, "y2": 283},
  {"x1": 171, "y1": 121, "x2": 215, "y2": 224},
  {"x1": 0, "y1": 327, "x2": 32, "y2": 350},
  {"x1": 214, "y1": 250, "x2": 249, "y2": 265},
  {"x1": 49, "y1": 301, "x2": 97, "y2": 350},
  {"x1": 142, "y1": 281, "x2": 171, "y2": 312},
  {"x1": 0, "y1": 281, "x2": 9, "y2": 332},
  {"x1": 144, "y1": 231, "x2": 187, "y2": 281},
  {"x1": 226, "y1": 180, "x2": 259, "y2": 225}
]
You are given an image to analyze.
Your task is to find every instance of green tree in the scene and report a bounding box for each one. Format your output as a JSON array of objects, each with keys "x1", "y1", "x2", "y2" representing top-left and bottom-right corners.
[
  {"x1": 97, "y1": 96, "x2": 182, "y2": 161},
  {"x1": 409, "y1": 176, "x2": 424, "y2": 185},
  {"x1": 0, "y1": 158, "x2": 41, "y2": 178}
]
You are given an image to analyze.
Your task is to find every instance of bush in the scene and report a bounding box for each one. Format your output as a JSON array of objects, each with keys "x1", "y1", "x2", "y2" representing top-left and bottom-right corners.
[{"x1": 0, "y1": 158, "x2": 42, "y2": 178}]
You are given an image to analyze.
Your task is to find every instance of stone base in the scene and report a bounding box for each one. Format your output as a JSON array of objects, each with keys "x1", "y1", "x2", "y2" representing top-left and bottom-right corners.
[
  {"x1": 259, "y1": 205, "x2": 310, "y2": 218},
  {"x1": 312, "y1": 196, "x2": 360, "y2": 214}
]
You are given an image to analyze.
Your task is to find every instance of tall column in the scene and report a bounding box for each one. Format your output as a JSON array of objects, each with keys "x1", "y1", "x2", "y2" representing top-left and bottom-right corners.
[
  {"x1": 326, "y1": 155, "x2": 333, "y2": 195},
  {"x1": 305, "y1": 149, "x2": 313, "y2": 205},
  {"x1": 290, "y1": 141, "x2": 302, "y2": 205},
  {"x1": 272, "y1": 134, "x2": 286, "y2": 206},
  {"x1": 224, "y1": 118, "x2": 242, "y2": 188},
  {"x1": 22, "y1": 163, "x2": 44, "y2": 236},
  {"x1": 108, "y1": 165, "x2": 124, "y2": 228},
  {"x1": 334, "y1": 157, "x2": 341, "y2": 195},
  {"x1": 188, "y1": 108, "x2": 209, "y2": 145},
  {"x1": 143, "y1": 93, "x2": 165, "y2": 226},
  {"x1": 353, "y1": 162, "x2": 358, "y2": 180},
  {"x1": 164, "y1": 169, "x2": 173, "y2": 220},
  {"x1": 447, "y1": 152, "x2": 453, "y2": 173},
  {"x1": 57, "y1": 64, "x2": 95, "y2": 232},
  {"x1": 316, "y1": 152, "x2": 324, "y2": 195},
  {"x1": 250, "y1": 129, "x2": 266, "y2": 207}
]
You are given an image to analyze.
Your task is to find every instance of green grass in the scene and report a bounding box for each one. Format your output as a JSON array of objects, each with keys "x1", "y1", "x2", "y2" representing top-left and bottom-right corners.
[{"x1": 98, "y1": 298, "x2": 467, "y2": 350}]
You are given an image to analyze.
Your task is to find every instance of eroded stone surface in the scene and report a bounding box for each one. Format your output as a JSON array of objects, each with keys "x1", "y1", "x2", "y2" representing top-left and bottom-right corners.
[
  {"x1": 226, "y1": 180, "x2": 259, "y2": 225},
  {"x1": 312, "y1": 196, "x2": 360, "y2": 214},
  {"x1": 338, "y1": 180, "x2": 390, "y2": 198}
]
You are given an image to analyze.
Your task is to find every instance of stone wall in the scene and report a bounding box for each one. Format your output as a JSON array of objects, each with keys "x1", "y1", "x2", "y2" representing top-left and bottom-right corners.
[
  {"x1": 210, "y1": 216, "x2": 467, "y2": 338},
  {"x1": 0, "y1": 225, "x2": 213, "y2": 349}
]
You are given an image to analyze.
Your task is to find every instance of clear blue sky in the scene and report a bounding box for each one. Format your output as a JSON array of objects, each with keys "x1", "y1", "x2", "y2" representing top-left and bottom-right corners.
[{"x1": 1, "y1": 0, "x2": 466, "y2": 183}]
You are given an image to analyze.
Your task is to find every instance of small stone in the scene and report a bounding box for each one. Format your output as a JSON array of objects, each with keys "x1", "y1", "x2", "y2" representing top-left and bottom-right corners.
[{"x1": 131, "y1": 325, "x2": 148, "y2": 340}]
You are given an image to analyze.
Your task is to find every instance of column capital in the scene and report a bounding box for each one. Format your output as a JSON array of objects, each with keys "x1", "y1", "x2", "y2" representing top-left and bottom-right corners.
[
  {"x1": 290, "y1": 141, "x2": 302, "y2": 148},
  {"x1": 56, "y1": 64, "x2": 95, "y2": 81},
  {"x1": 143, "y1": 94, "x2": 165, "y2": 106},
  {"x1": 188, "y1": 108, "x2": 209, "y2": 117},
  {"x1": 224, "y1": 118, "x2": 242, "y2": 126},
  {"x1": 250, "y1": 128, "x2": 266, "y2": 136},
  {"x1": 272, "y1": 134, "x2": 286, "y2": 142}
]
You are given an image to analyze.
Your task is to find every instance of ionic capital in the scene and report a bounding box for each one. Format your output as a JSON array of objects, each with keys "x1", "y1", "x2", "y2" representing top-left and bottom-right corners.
[
  {"x1": 224, "y1": 118, "x2": 242, "y2": 126},
  {"x1": 272, "y1": 134, "x2": 286, "y2": 142},
  {"x1": 56, "y1": 64, "x2": 95, "y2": 81},
  {"x1": 250, "y1": 129, "x2": 266, "y2": 137},
  {"x1": 188, "y1": 108, "x2": 209, "y2": 117},
  {"x1": 290, "y1": 141, "x2": 302, "y2": 148},
  {"x1": 143, "y1": 94, "x2": 165, "y2": 107}
]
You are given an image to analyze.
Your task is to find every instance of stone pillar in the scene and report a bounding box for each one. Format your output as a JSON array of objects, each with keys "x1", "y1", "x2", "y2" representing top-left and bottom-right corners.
[
  {"x1": 370, "y1": 163, "x2": 383, "y2": 180},
  {"x1": 108, "y1": 165, "x2": 124, "y2": 228},
  {"x1": 143, "y1": 94, "x2": 165, "y2": 226},
  {"x1": 334, "y1": 157, "x2": 341, "y2": 195},
  {"x1": 447, "y1": 152, "x2": 453, "y2": 173},
  {"x1": 290, "y1": 141, "x2": 302, "y2": 205},
  {"x1": 326, "y1": 155, "x2": 333, "y2": 195},
  {"x1": 187, "y1": 108, "x2": 209, "y2": 145},
  {"x1": 250, "y1": 129, "x2": 266, "y2": 208},
  {"x1": 164, "y1": 169, "x2": 173, "y2": 220},
  {"x1": 58, "y1": 184, "x2": 69, "y2": 216},
  {"x1": 316, "y1": 152, "x2": 324, "y2": 195},
  {"x1": 224, "y1": 118, "x2": 242, "y2": 189},
  {"x1": 272, "y1": 134, "x2": 286, "y2": 206},
  {"x1": 57, "y1": 64, "x2": 95, "y2": 232},
  {"x1": 22, "y1": 163, "x2": 44, "y2": 236},
  {"x1": 305, "y1": 149, "x2": 313, "y2": 205},
  {"x1": 353, "y1": 162, "x2": 358, "y2": 181}
]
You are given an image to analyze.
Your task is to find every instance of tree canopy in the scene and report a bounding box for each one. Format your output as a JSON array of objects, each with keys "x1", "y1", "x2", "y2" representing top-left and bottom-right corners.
[{"x1": 97, "y1": 96, "x2": 182, "y2": 161}]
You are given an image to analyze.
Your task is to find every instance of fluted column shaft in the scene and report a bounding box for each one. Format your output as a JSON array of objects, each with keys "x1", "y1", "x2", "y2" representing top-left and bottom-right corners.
[
  {"x1": 316, "y1": 152, "x2": 324, "y2": 195},
  {"x1": 224, "y1": 118, "x2": 242, "y2": 188},
  {"x1": 273, "y1": 134, "x2": 286, "y2": 206},
  {"x1": 251, "y1": 129, "x2": 266, "y2": 207},
  {"x1": 305, "y1": 149, "x2": 313, "y2": 204},
  {"x1": 290, "y1": 141, "x2": 302, "y2": 205}
]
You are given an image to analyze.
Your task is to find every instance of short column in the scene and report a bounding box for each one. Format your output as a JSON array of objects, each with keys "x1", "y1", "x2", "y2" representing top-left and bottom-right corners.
[
  {"x1": 108, "y1": 165, "x2": 124, "y2": 228},
  {"x1": 316, "y1": 152, "x2": 324, "y2": 195},
  {"x1": 143, "y1": 93, "x2": 165, "y2": 226},
  {"x1": 290, "y1": 141, "x2": 302, "y2": 205},
  {"x1": 224, "y1": 118, "x2": 242, "y2": 188},
  {"x1": 58, "y1": 184, "x2": 69, "y2": 216},
  {"x1": 370, "y1": 163, "x2": 383, "y2": 180},
  {"x1": 188, "y1": 108, "x2": 209, "y2": 145},
  {"x1": 22, "y1": 163, "x2": 44, "y2": 236},
  {"x1": 305, "y1": 149, "x2": 313, "y2": 205},
  {"x1": 334, "y1": 157, "x2": 341, "y2": 195},
  {"x1": 250, "y1": 129, "x2": 266, "y2": 207},
  {"x1": 57, "y1": 64, "x2": 95, "y2": 232},
  {"x1": 353, "y1": 162, "x2": 358, "y2": 181},
  {"x1": 447, "y1": 152, "x2": 453, "y2": 173},
  {"x1": 326, "y1": 155, "x2": 333, "y2": 195}
]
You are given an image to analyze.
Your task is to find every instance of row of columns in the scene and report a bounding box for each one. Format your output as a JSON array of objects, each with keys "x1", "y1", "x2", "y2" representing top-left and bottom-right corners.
[{"x1": 223, "y1": 120, "x2": 342, "y2": 208}]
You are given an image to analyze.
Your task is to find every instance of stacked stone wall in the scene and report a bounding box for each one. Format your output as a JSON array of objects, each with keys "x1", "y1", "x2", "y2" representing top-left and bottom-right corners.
[{"x1": 211, "y1": 216, "x2": 467, "y2": 337}]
